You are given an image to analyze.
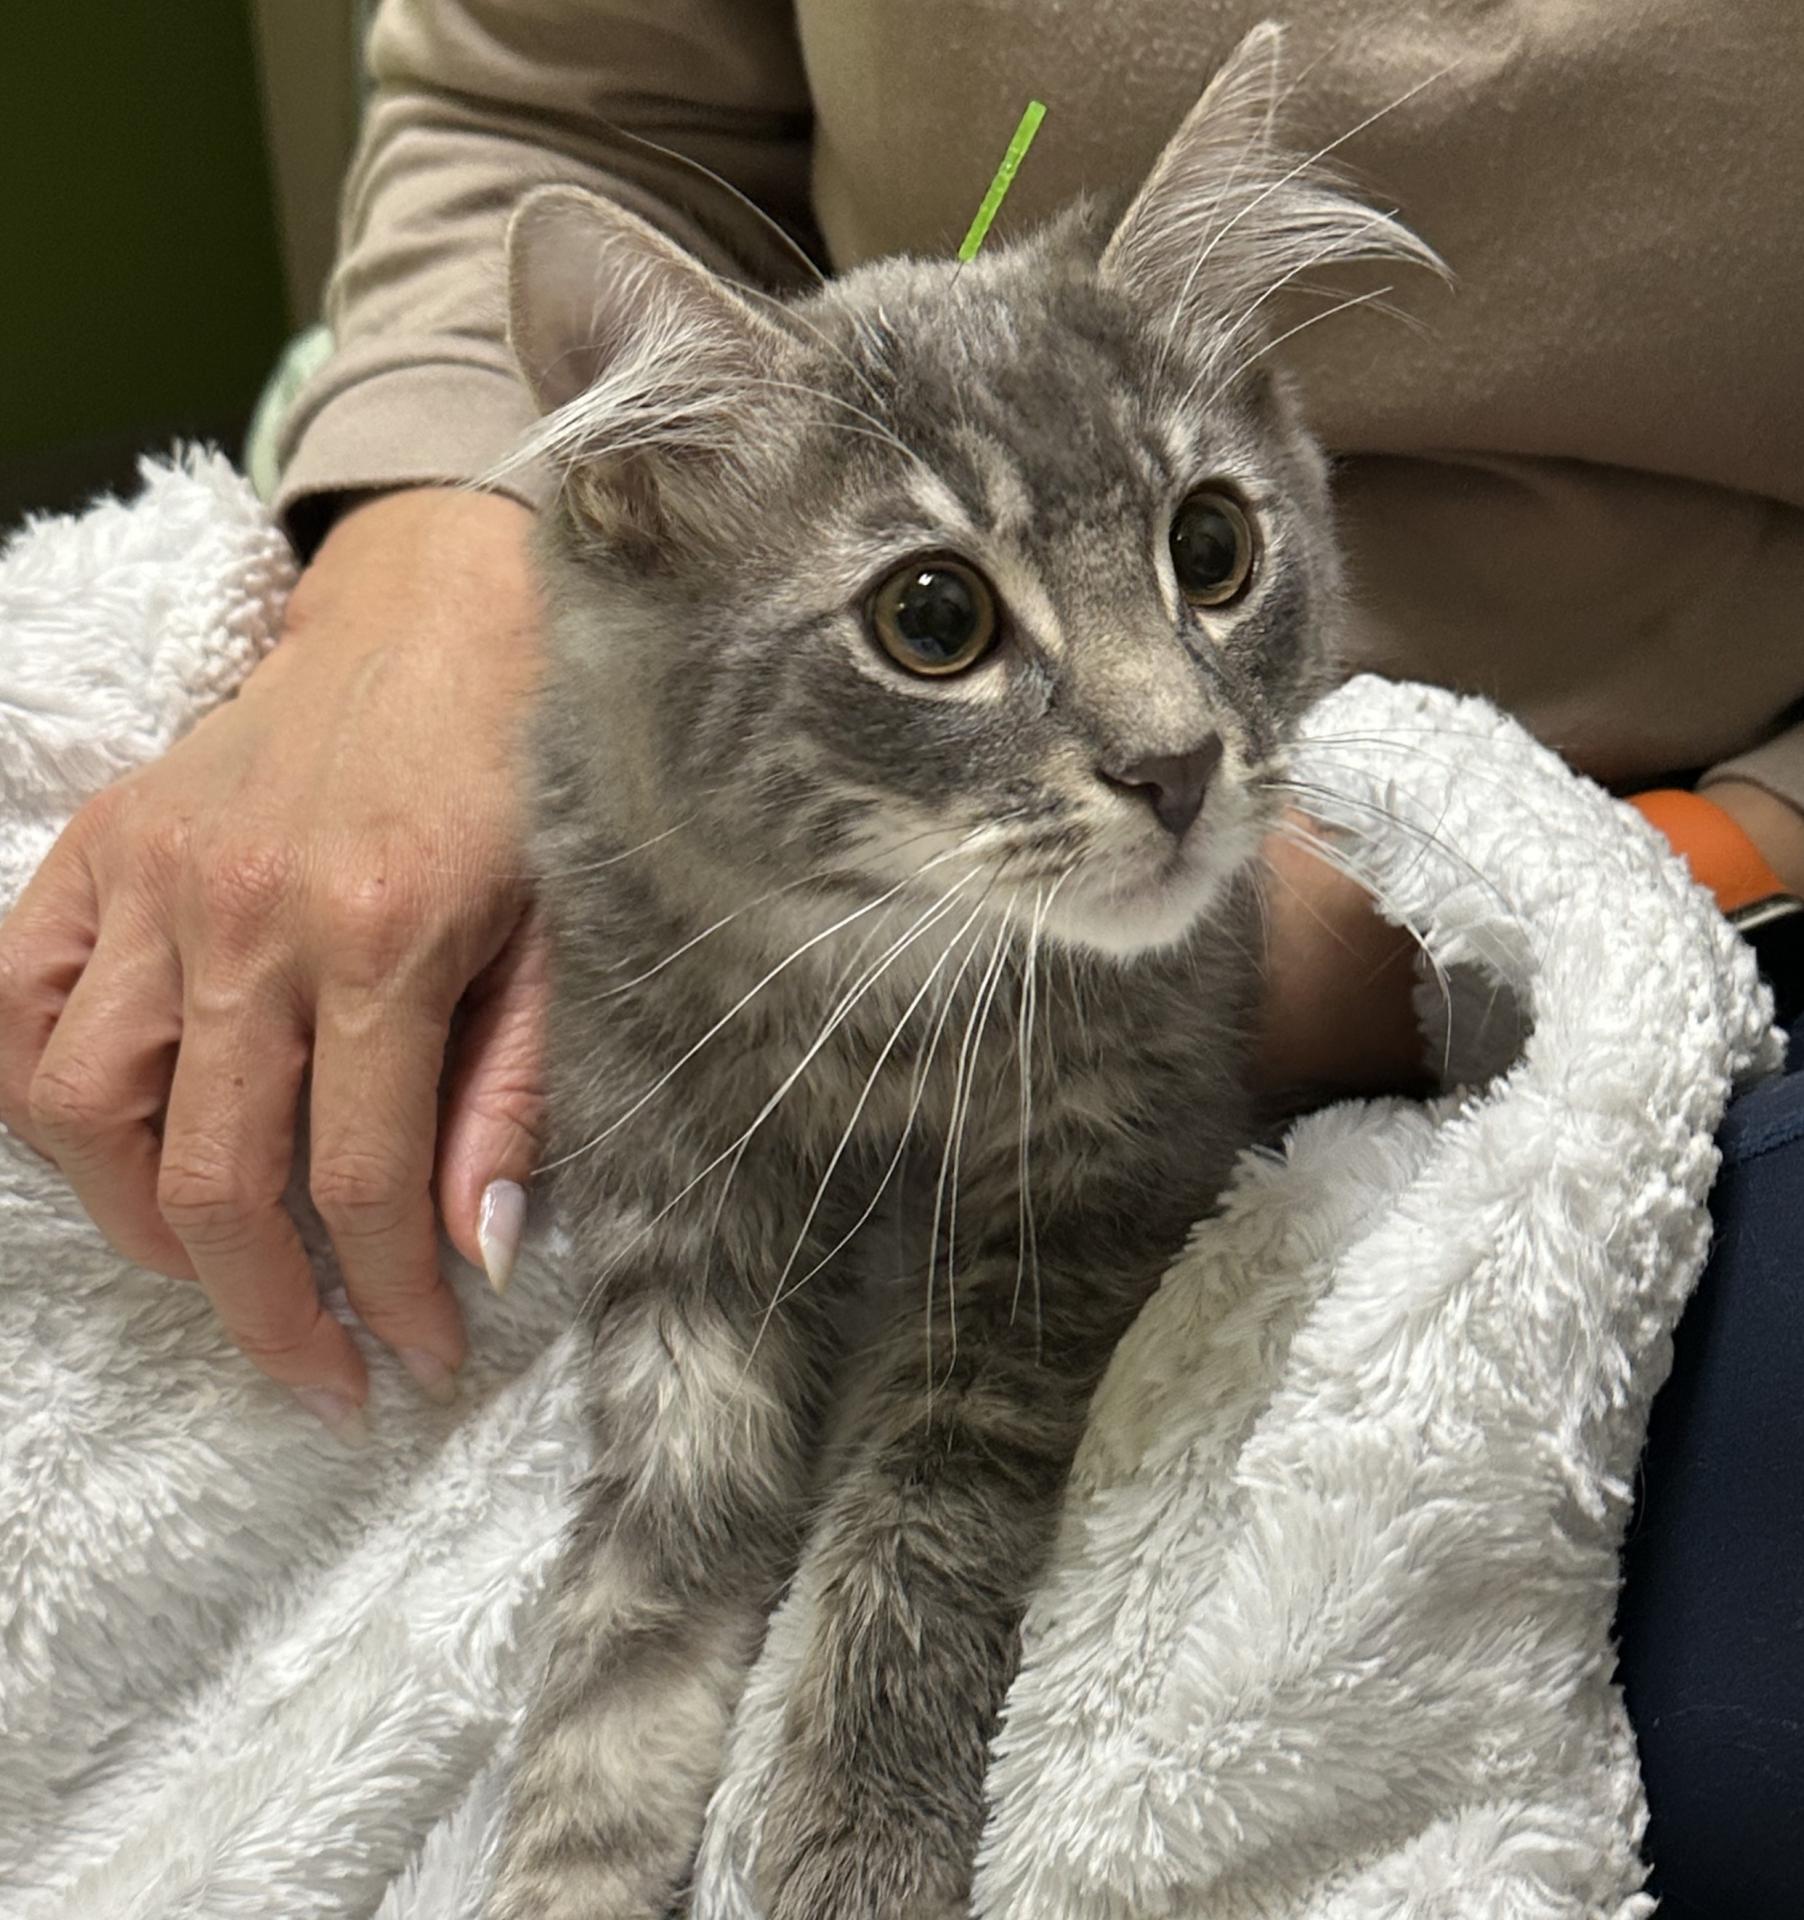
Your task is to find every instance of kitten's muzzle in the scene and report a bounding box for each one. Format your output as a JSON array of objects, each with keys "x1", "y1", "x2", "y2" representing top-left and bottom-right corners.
[{"x1": 1098, "y1": 734, "x2": 1223, "y2": 839}]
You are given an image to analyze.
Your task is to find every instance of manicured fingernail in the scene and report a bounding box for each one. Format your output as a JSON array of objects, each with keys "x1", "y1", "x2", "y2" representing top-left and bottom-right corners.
[
  {"x1": 399, "y1": 1346, "x2": 459, "y2": 1406},
  {"x1": 292, "y1": 1387, "x2": 371, "y2": 1447},
  {"x1": 478, "y1": 1179, "x2": 526, "y2": 1294}
]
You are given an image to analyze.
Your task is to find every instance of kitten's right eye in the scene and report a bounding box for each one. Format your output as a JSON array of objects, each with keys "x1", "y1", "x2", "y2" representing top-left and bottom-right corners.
[
  {"x1": 1170, "y1": 489, "x2": 1256, "y2": 608},
  {"x1": 869, "y1": 559, "x2": 999, "y2": 677}
]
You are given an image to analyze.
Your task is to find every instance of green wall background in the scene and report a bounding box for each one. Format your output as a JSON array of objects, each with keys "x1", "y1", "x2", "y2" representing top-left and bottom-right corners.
[{"x1": 0, "y1": 3, "x2": 290, "y2": 525}]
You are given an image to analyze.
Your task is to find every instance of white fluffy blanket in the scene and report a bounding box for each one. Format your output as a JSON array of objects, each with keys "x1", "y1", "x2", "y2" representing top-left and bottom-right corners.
[{"x1": 0, "y1": 453, "x2": 1778, "y2": 1920}]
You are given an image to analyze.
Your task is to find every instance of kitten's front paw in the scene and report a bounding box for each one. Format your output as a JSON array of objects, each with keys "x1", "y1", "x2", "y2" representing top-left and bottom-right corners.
[{"x1": 753, "y1": 1753, "x2": 969, "y2": 1920}]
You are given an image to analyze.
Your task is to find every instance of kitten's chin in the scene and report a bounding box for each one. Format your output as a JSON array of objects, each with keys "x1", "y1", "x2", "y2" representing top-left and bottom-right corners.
[{"x1": 1048, "y1": 824, "x2": 1261, "y2": 959}]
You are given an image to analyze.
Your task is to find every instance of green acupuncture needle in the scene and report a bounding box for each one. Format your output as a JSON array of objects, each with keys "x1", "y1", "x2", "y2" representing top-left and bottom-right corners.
[{"x1": 957, "y1": 99, "x2": 1048, "y2": 263}]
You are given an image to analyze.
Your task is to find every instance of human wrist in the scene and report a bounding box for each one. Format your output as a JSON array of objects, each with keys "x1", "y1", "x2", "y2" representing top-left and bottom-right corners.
[
  {"x1": 1632, "y1": 782, "x2": 1804, "y2": 1027},
  {"x1": 283, "y1": 488, "x2": 539, "y2": 660},
  {"x1": 1253, "y1": 825, "x2": 1430, "y2": 1107},
  {"x1": 1696, "y1": 780, "x2": 1804, "y2": 901},
  {"x1": 312, "y1": 486, "x2": 535, "y2": 572}
]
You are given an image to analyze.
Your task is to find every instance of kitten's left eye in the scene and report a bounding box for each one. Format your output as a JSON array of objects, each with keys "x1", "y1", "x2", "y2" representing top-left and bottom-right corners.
[
  {"x1": 1170, "y1": 489, "x2": 1257, "y2": 607},
  {"x1": 869, "y1": 558, "x2": 999, "y2": 677}
]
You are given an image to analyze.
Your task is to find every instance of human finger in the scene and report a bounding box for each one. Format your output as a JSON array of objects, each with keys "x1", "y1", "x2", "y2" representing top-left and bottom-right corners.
[
  {"x1": 0, "y1": 826, "x2": 103, "y2": 1154},
  {"x1": 157, "y1": 983, "x2": 370, "y2": 1434},
  {"x1": 24, "y1": 912, "x2": 193, "y2": 1276},
  {"x1": 437, "y1": 911, "x2": 548, "y2": 1291},
  {"x1": 309, "y1": 985, "x2": 467, "y2": 1403}
]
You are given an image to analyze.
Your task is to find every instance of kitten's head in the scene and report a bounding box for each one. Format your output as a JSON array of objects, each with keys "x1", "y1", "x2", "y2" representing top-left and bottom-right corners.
[{"x1": 504, "y1": 24, "x2": 1436, "y2": 958}]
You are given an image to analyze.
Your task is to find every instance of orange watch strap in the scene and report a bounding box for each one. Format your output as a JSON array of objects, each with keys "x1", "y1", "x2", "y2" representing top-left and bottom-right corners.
[{"x1": 1628, "y1": 788, "x2": 1787, "y2": 916}]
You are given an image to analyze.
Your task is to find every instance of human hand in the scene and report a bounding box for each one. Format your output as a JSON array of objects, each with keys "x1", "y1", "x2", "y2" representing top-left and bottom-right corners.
[
  {"x1": 0, "y1": 488, "x2": 546, "y2": 1437},
  {"x1": 1255, "y1": 779, "x2": 1804, "y2": 1109},
  {"x1": 1252, "y1": 816, "x2": 1431, "y2": 1109}
]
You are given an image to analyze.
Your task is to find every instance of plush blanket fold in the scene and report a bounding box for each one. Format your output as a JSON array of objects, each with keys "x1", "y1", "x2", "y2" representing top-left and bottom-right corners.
[{"x1": 0, "y1": 453, "x2": 1777, "y2": 1920}]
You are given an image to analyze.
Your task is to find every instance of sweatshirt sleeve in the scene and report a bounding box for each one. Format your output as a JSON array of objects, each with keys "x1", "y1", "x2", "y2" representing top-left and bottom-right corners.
[
  {"x1": 1702, "y1": 723, "x2": 1804, "y2": 823},
  {"x1": 272, "y1": 0, "x2": 815, "y2": 547}
]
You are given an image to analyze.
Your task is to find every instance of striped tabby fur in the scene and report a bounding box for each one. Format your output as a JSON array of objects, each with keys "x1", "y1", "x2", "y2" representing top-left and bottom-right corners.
[{"x1": 488, "y1": 25, "x2": 1434, "y2": 1918}]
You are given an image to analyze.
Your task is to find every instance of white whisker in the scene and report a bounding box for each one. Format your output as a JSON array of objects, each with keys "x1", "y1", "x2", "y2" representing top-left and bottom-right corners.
[
  {"x1": 1188, "y1": 211, "x2": 1408, "y2": 406},
  {"x1": 1260, "y1": 772, "x2": 1516, "y2": 920},
  {"x1": 1176, "y1": 62, "x2": 1455, "y2": 320},
  {"x1": 761, "y1": 887, "x2": 997, "y2": 1332},
  {"x1": 1207, "y1": 283, "x2": 1396, "y2": 397},
  {"x1": 741, "y1": 375, "x2": 937, "y2": 480},
  {"x1": 774, "y1": 891, "x2": 999, "y2": 1316},
  {"x1": 927, "y1": 914, "x2": 1012, "y2": 1407},
  {"x1": 540, "y1": 833, "x2": 988, "y2": 1175},
  {"x1": 562, "y1": 812, "x2": 1020, "y2": 1009},
  {"x1": 733, "y1": 282, "x2": 893, "y2": 417},
  {"x1": 1265, "y1": 818, "x2": 1458, "y2": 1084},
  {"x1": 698, "y1": 873, "x2": 976, "y2": 1272},
  {"x1": 1010, "y1": 869, "x2": 1068, "y2": 1346},
  {"x1": 577, "y1": 871, "x2": 982, "y2": 1327}
]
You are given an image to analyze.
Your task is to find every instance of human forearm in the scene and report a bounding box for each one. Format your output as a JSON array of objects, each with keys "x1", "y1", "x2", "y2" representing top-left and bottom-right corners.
[
  {"x1": 1253, "y1": 778, "x2": 1804, "y2": 1109},
  {"x1": 1252, "y1": 825, "x2": 1429, "y2": 1108},
  {"x1": 276, "y1": 0, "x2": 816, "y2": 538}
]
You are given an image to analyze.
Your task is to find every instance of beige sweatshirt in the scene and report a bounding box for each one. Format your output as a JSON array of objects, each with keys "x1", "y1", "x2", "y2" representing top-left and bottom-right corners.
[{"x1": 275, "y1": 0, "x2": 1804, "y2": 807}]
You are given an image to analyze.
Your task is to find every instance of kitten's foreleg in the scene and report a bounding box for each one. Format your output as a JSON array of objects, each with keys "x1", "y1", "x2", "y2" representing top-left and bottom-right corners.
[
  {"x1": 488, "y1": 1270, "x2": 830, "y2": 1920},
  {"x1": 753, "y1": 1261, "x2": 1128, "y2": 1920}
]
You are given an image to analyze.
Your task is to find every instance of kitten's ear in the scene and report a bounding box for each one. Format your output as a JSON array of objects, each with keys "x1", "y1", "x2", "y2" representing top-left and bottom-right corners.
[
  {"x1": 507, "y1": 184, "x2": 782, "y2": 416},
  {"x1": 1099, "y1": 22, "x2": 1440, "y2": 333},
  {"x1": 502, "y1": 185, "x2": 792, "y2": 538},
  {"x1": 1100, "y1": 21, "x2": 1283, "y2": 293}
]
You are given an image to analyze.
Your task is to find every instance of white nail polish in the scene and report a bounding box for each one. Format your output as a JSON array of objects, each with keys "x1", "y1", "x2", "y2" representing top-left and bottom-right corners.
[
  {"x1": 478, "y1": 1179, "x2": 526, "y2": 1295},
  {"x1": 293, "y1": 1387, "x2": 372, "y2": 1447}
]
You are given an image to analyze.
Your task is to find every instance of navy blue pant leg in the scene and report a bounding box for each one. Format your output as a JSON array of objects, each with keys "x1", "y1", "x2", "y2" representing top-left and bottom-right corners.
[{"x1": 1616, "y1": 1050, "x2": 1804, "y2": 1911}]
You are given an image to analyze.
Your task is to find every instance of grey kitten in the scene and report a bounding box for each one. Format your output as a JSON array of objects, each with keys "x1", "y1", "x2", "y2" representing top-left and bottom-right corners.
[{"x1": 486, "y1": 25, "x2": 1433, "y2": 1920}]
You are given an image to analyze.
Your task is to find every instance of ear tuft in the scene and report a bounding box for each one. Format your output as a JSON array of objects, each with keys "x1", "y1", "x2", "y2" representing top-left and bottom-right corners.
[
  {"x1": 1100, "y1": 23, "x2": 1444, "y2": 351},
  {"x1": 498, "y1": 185, "x2": 786, "y2": 491}
]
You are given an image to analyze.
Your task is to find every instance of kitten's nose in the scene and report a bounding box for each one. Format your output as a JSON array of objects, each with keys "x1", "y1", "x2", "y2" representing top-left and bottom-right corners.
[{"x1": 1100, "y1": 735, "x2": 1224, "y2": 839}]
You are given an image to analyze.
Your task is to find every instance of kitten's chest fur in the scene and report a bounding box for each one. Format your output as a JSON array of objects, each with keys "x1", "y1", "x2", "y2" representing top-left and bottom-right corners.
[{"x1": 540, "y1": 851, "x2": 1259, "y2": 1314}]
